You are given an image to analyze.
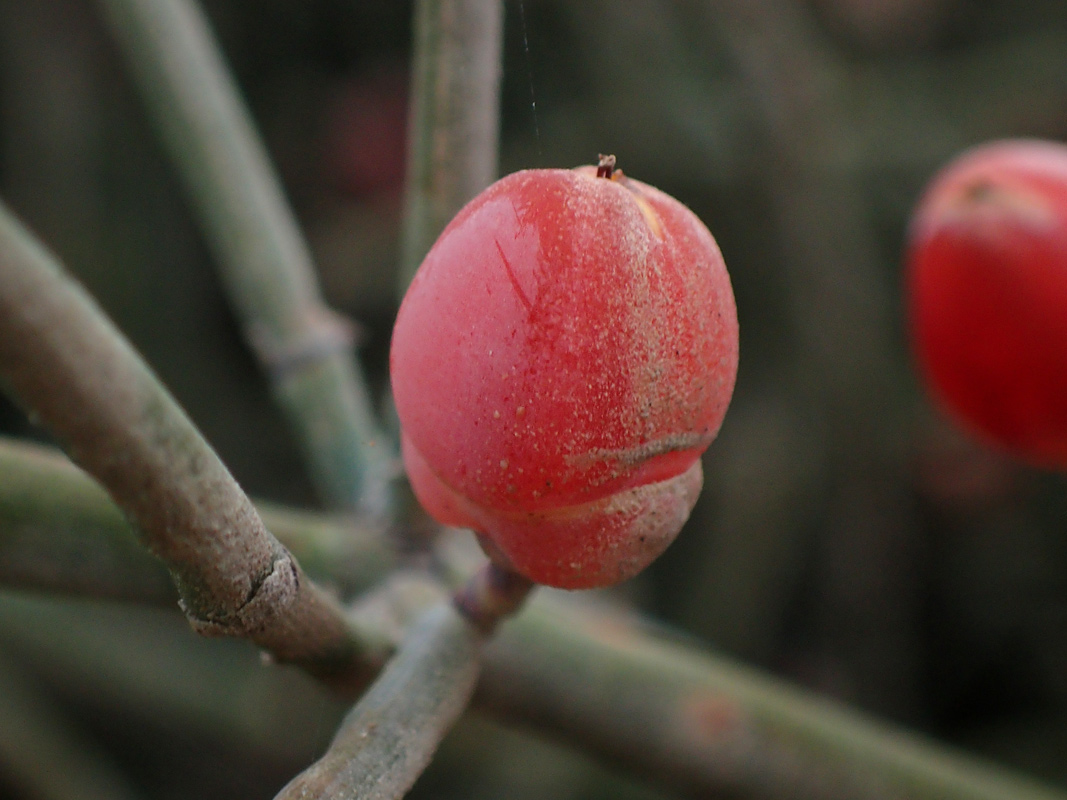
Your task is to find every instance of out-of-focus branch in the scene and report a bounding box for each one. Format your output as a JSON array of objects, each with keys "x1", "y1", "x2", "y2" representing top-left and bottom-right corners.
[
  {"x1": 0, "y1": 437, "x2": 394, "y2": 604},
  {"x1": 0, "y1": 652, "x2": 142, "y2": 800},
  {"x1": 483, "y1": 596, "x2": 1067, "y2": 800},
  {"x1": 95, "y1": 0, "x2": 394, "y2": 517},
  {"x1": 0, "y1": 200, "x2": 371, "y2": 691},
  {"x1": 398, "y1": 0, "x2": 503, "y2": 291},
  {"x1": 275, "y1": 603, "x2": 481, "y2": 800},
  {"x1": 0, "y1": 594, "x2": 348, "y2": 768}
]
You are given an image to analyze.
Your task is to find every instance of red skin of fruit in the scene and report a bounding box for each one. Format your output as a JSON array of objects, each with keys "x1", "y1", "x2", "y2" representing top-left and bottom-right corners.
[
  {"x1": 391, "y1": 165, "x2": 739, "y2": 588},
  {"x1": 908, "y1": 139, "x2": 1067, "y2": 469}
]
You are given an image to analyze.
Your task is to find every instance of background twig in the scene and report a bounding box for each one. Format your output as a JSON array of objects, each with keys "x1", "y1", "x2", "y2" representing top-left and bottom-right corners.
[
  {"x1": 483, "y1": 597, "x2": 1067, "y2": 800},
  {"x1": 0, "y1": 594, "x2": 347, "y2": 775},
  {"x1": 96, "y1": 0, "x2": 394, "y2": 516},
  {"x1": 0, "y1": 437, "x2": 394, "y2": 604},
  {"x1": 0, "y1": 652, "x2": 142, "y2": 800},
  {"x1": 398, "y1": 0, "x2": 503, "y2": 291}
]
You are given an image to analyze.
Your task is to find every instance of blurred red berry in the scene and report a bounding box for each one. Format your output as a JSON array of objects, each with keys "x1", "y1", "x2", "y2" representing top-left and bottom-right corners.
[
  {"x1": 907, "y1": 139, "x2": 1067, "y2": 469},
  {"x1": 323, "y1": 66, "x2": 408, "y2": 197}
]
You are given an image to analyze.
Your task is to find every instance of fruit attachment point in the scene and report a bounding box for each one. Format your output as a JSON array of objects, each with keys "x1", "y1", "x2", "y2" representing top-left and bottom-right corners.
[{"x1": 453, "y1": 562, "x2": 534, "y2": 634}]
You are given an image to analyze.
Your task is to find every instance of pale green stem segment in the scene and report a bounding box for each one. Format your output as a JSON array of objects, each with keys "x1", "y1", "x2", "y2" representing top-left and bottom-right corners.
[
  {"x1": 0, "y1": 437, "x2": 394, "y2": 604},
  {"x1": 0, "y1": 653, "x2": 143, "y2": 800},
  {"x1": 0, "y1": 200, "x2": 369, "y2": 691},
  {"x1": 96, "y1": 0, "x2": 394, "y2": 517},
  {"x1": 274, "y1": 603, "x2": 482, "y2": 800},
  {"x1": 398, "y1": 0, "x2": 503, "y2": 293},
  {"x1": 484, "y1": 597, "x2": 1067, "y2": 800}
]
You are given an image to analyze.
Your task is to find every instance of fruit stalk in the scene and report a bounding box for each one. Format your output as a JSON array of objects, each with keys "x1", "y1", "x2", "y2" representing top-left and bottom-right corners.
[{"x1": 453, "y1": 561, "x2": 535, "y2": 634}]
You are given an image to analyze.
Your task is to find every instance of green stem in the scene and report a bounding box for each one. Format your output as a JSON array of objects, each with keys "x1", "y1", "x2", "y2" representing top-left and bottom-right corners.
[
  {"x1": 0, "y1": 437, "x2": 394, "y2": 604},
  {"x1": 0, "y1": 200, "x2": 368, "y2": 691},
  {"x1": 398, "y1": 0, "x2": 503, "y2": 292},
  {"x1": 484, "y1": 597, "x2": 1067, "y2": 800},
  {"x1": 95, "y1": 0, "x2": 394, "y2": 516},
  {"x1": 274, "y1": 603, "x2": 482, "y2": 800},
  {"x1": 0, "y1": 594, "x2": 347, "y2": 767},
  {"x1": 0, "y1": 652, "x2": 143, "y2": 800}
]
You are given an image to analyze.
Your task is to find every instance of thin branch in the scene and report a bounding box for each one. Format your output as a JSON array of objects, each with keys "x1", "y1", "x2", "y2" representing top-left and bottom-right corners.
[
  {"x1": 274, "y1": 603, "x2": 482, "y2": 800},
  {"x1": 398, "y1": 0, "x2": 503, "y2": 292},
  {"x1": 0, "y1": 437, "x2": 514, "y2": 800},
  {"x1": 0, "y1": 652, "x2": 143, "y2": 800},
  {"x1": 707, "y1": 0, "x2": 906, "y2": 437},
  {"x1": 95, "y1": 0, "x2": 394, "y2": 517},
  {"x1": 0, "y1": 199, "x2": 370, "y2": 691},
  {"x1": 0, "y1": 437, "x2": 394, "y2": 604},
  {"x1": 482, "y1": 597, "x2": 1067, "y2": 800},
  {"x1": 0, "y1": 439, "x2": 1062, "y2": 799},
  {"x1": 0, "y1": 594, "x2": 345, "y2": 768}
]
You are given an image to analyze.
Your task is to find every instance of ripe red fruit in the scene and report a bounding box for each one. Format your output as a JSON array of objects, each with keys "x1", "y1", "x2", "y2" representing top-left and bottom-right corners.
[
  {"x1": 391, "y1": 160, "x2": 739, "y2": 589},
  {"x1": 907, "y1": 139, "x2": 1067, "y2": 469}
]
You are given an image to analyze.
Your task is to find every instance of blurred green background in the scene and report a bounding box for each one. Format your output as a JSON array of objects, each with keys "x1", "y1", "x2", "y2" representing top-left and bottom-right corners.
[{"x1": 2, "y1": 0, "x2": 1067, "y2": 797}]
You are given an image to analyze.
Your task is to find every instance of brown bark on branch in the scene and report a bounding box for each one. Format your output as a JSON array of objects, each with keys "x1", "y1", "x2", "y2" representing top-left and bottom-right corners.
[
  {"x1": 275, "y1": 603, "x2": 482, "y2": 800},
  {"x1": 0, "y1": 200, "x2": 368, "y2": 690}
]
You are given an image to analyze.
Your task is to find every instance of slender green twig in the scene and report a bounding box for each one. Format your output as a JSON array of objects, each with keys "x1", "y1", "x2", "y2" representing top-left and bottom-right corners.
[
  {"x1": 0, "y1": 437, "x2": 394, "y2": 604},
  {"x1": 398, "y1": 0, "x2": 503, "y2": 291},
  {"x1": 0, "y1": 653, "x2": 143, "y2": 800},
  {"x1": 0, "y1": 435, "x2": 518, "y2": 800},
  {"x1": 0, "y1": 594, "x2": 347, "y2": 768},
  {"x1": 95, "y1": 0, "x2": 394, "y2": 517},
  {"x1": 484, "y1": 598, "x2": 1067, "y2": 800},
  {"x1": 0, "y1": 199, "x2": 370, "y2": 691},
  {"x1": 274, "y1": 603, "x2": 482, "y2": 800}
]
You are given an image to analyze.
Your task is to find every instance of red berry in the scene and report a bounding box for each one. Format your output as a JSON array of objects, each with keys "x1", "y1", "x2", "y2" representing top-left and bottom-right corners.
[
  {"x1": 907, "y1": 139, "x2": 1067, "y2": 469},
  {"x1": 391, "y1": 161, "x2": 739, "y2": 589}
]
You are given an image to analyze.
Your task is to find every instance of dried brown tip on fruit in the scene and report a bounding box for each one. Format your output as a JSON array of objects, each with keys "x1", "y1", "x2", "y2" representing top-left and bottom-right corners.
[{"x1": 596, "y1": 153, "x2": 617, "y2": 179}]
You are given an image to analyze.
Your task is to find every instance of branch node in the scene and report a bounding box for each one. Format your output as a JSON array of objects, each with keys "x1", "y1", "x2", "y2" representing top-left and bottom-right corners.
[
  {"x1": 247, "y1": 306, "x2": 360, "y2": 383},
  {"x1": 183, "y1": 552, "x2": 299, "y2": 638}
]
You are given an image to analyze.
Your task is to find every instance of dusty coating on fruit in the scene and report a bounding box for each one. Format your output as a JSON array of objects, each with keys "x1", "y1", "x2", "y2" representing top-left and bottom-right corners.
[
  {"x1": 909, "y1": 139, "x2": 1067, "y2": 468},
  {"x1": 403, "y1": 430, "x2": 704, "y2": 588},
  {"x1": 391, "y1": 165, "x2": 738, "y2": 588}
]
